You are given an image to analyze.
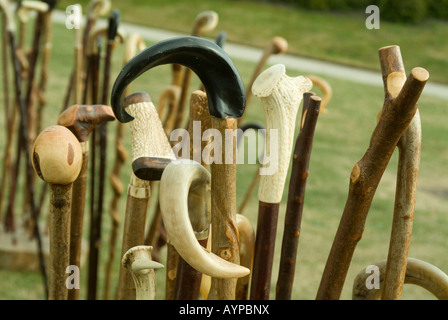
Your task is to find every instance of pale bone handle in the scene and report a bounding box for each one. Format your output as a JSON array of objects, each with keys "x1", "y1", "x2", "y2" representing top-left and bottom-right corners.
[
  {"x1": 159, "y1": 159, "x2": 250, "y2": 279},
  {"x1": 352, "y1": 258, "x2": 448, "y2": 300},
  {"x1": 125, "y1": 92, "x2": 176, "y2": 163},
  {"x1": 122, "y1": 246, "x2": 164, "y2": 300},
  {"x1": 253, "y1": 64, "x2": 313, "y2": 203}
]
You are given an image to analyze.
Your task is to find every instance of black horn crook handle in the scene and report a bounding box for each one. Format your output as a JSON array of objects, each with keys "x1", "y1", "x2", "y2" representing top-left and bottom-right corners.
[{"x1": 110, "y1": 36, "x2": 246, "y2": 123}]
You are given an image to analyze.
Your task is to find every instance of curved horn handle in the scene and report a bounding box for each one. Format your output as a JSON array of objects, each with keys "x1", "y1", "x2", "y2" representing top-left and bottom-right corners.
[
  {"x1": 111, "y1": 36, "x2": 246, "y2": 123},
  {"x1": 159, "y1": 159, "x2": 250, "y2": 279},
  {"x1": 352, "y1": 258, "x2": 448, "y2": 300},
  {"x1": 87, "y1": 0, "x2": 111, "y2": 18},
  {"x1": 253, "y1": 64, "x2": 313, "y2": 203}
]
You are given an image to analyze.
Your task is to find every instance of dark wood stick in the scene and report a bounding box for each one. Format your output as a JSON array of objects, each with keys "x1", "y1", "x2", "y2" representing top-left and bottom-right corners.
[{"x1": 276, "y1": 93, "x2": 321, "y2": 300}]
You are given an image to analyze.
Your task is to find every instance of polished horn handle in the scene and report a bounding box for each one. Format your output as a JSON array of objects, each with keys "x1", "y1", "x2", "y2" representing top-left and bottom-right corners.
[{"x1": 111, "y1": 36, "x2": 246, "y2": 123}]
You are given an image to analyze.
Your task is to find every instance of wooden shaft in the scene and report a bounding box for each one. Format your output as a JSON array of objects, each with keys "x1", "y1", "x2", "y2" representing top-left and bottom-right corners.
[
  {"x1": 250, "y1": 201, "x2": 279, "y2": 300},
  {"x1": 380, "y1": 46, "x2": 422, "y2": 300},
  {"x1": 276, "y1": 94, "x2": 321, "y2": 300},
  {"x1": 316, "y1": 49, "x2": 429, "y2": 299},
  {"x1": 115, "y1": 174, "x2": 150, "y2": 300},
  {"x1": 48, "y1": 183, "x2": 72, "y2": 300},
  {"x1": 208, "y1": 117, "x2": 240, "y2": 300},
  {"x1": 67, "y1": 142, "x2": 88, "y2": 300}
]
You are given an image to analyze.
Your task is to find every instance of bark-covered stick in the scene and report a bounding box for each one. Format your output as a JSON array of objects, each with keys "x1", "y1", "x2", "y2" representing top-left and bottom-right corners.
[
  {"x1": 316, "y1": 49, "x2": 429, "y2": 299},
  {"x1": 32, "y1": 125, "x2": 83, "y2": 300},
  {"x1": 276, "y1": 93, "x2": 321, "y2": 300}
]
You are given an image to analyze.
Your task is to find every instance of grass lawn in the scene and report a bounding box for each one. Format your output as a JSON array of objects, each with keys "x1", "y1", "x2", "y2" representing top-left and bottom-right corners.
[{"x1": 0, "y1": 1, "x2": 447, "y2": 300}]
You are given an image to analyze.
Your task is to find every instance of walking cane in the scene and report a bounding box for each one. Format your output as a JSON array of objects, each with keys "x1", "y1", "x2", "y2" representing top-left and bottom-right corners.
[
  {"x1": 103, "y1": 32, "x2": 146, "y2": 300},
  {"x1": 159, "y1": 159, "x2": 250, "y2": 279},
  {"x1": 276, "y1": 93, "x2": 321, "y2": 300},
  {"x1": 31, "y1": 125, "x2": 83, "y2": 300},
  {"x1": 58, "y1": 104, "x2": 115, "y2": 300},
  {"x1": 0, "y1": 0, "x2": 48, "y2": 297},
  {"x1": 110, "y1": 36, "x2": 246, "y2": 300},
  {"x1": 316, "y1": 47, "x2": 429, "y2": 300},
  {"x1": 114, "y1": 92, "x2": 175, "y2": 300},
  {"x1": 249, "y1": 64, "x2": 312, "y2": 300}
]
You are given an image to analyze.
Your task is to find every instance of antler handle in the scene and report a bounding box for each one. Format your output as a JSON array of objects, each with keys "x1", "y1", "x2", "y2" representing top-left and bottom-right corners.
[{"x1": 253, "y1": 64, "x2": 312, "y2": 204}]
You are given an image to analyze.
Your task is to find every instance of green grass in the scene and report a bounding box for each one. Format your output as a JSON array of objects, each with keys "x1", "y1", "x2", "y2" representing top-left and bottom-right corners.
[
  {"x1": 57, "y1": 0, "x2": 448, "y2": 84},
  {"x1": 0, "y1": 2, "x2": 448, "y2": 301}
]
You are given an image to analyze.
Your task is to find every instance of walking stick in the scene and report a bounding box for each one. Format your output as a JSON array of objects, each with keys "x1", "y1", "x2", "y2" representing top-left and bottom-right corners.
[
  {"x1": 103, "y1": 32, "x2": 146, "y2": 300},
  {"x1": 114, "y1": 92, "x2": 175, "y2": 300},
  {"x1": 238, "y1": 36, "x2": 288, "y2": 125},
  {"x1": 87, "y1": 9, "x2": 123, "y2": 300},
  {"x1": 171, "y1": 90, "x2": 212, "y2": 300},
  {"x1": 62, "y1": 0, "x2": 111, "y2": 109},
  {"x1": 159, "y1": 159, "x2": 250, "y2": 279},
  {"x1": 58, "y1": 104, "x2": 115, "y2": 300},
  {"x1": 1, "y1": 0, "x2": 48, "y2": 297},
  {"x1": 111, "y1": 36, "x2": 246, "y2": 300},
  {"x1": 379, "y1": 46, "x2": 422, "y2": 300},
  {"x1": 316, "y1": 47, "x2": 429, "y2": 300},
  {"x1": 276, "y1": 93, "x2": 321, "y2": 300},
  {"x1": 352, "y1": 258, "x2": 448, "y2": 300},
  {"x1": 31, "y1": 125, "x2": 83, "y2": 300},
  {"x1": 121, "y1": 246, "x2": 164, "y2": 300},
  {"x1": 249, "y1": 64, "x2": 312, "y2": 300}
]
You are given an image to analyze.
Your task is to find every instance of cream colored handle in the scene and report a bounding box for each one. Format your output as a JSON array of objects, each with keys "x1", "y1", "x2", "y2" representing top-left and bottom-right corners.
[
  {"x1": 253, "y1": 64, "x2": 313, "y2": 203},
  {"x1": 159, "y1": 159, "x2": 250, "y2": 279}
]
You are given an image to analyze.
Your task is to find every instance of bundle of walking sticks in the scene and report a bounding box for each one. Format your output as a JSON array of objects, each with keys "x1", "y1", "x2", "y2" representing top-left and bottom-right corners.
[{"x1": 2, "y1": 0, "x2": 447, "y2": 301}]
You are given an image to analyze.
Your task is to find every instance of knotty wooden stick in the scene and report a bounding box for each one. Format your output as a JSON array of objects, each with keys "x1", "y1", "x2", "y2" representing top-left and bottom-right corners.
[
  {"x1": 379, "y1": 46, "x2": 422, "y2": 300},
  {"x1": 32, "y1": 125, "x2": 83, "y2": 300},
  {"x1": 316, "y1": 46, "x2": 429, "y2": 300},
  {"x1": 276, "y1": 93, "x2": 321, "y2": 300}
]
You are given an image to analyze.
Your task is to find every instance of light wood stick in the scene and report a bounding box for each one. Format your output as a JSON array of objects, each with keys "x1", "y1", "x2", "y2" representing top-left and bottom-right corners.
[
  {"x1": 316, "y1": 47, "x2": 429, "y2": 300},
  {"x1": 32, "y1": 125, "x2": 83, "y2": 300}
]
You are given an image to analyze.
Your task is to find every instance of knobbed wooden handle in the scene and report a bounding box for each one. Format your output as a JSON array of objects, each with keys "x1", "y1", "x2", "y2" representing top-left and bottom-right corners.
[
  {"x1": 32, "y1": 125, "x2": 83, "y2": 185},
  {"x1": 253, "y1": 64, "x2": 313, "y2": 204}
]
